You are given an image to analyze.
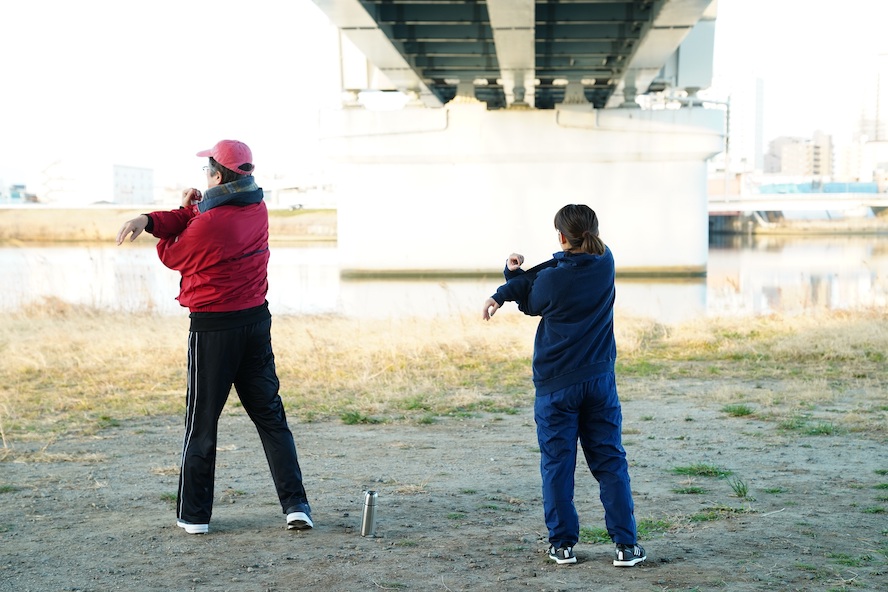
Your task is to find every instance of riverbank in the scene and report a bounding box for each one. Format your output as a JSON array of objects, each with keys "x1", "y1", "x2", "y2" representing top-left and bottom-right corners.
[
  {"x1": 1, "y1": 308, "x2": 886, "y2": 591},
  {"x1": 6, "y1": 206, "x2": 888, "y2": 245},
  {"x1": 0, "y1": 206, "x2": 337, "y2": 243},
  {"x1": 754, "y1": 216, "x2": 888, "y2": 235},
  {"x1": 710, "y1": 210, "x2": 888, "y2": 236}
]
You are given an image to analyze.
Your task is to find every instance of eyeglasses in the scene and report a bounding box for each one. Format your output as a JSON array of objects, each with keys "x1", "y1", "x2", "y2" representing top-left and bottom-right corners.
[{"x1": 202, "y1": 166, "x2": 213, "y2": 174}]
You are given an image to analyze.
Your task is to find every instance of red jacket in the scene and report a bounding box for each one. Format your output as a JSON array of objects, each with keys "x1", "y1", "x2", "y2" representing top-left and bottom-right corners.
[{"x1": 149, "y1": 202, "x2": 270, "y2": 312}]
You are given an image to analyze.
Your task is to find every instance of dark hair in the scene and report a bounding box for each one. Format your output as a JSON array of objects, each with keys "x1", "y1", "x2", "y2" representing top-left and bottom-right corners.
[
  {"x1": 554, "y1": 204, "x2": 605, "y2": 255},
  {"x1": 208, "y1": 157, "x2": 250, "y2": 184}
]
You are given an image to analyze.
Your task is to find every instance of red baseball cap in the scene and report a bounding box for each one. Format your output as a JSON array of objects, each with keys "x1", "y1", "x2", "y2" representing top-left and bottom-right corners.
[{"x1": 196, "y1": 140, "x2": 254, "y2": 175}]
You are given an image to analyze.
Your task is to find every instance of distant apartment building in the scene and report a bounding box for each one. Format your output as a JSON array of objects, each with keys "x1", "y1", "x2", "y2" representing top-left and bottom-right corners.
[
  {"x1": 113, "y1": 165, "x2": 154, "y2": 205},
  {"x1": 834, "y1": 141, "x2": 865, "y2": 182},
  {"x1": 32, "y1": 161, "x2": 155, "y2": 204},
  {"x1": 3, "y1": 184, "x2": 38, "y2": 203},
  {"x1": 856, "y1": 53, "x2": 888, "y2": 143},
  {"x1": 766, "y1": 132, "x2": 833, "y2": 177},
  {"x1": 702, "y1": 75, "x2": 765, "y2": 174}
]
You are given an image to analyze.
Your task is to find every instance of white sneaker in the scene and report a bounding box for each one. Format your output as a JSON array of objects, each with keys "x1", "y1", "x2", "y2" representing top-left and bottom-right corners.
[
  {"x1": 176, "y1": 519, "x2": 209, "y2": 534},
  {"x1": 286, "y1": 511, "x2": 313, "y2": 530}
]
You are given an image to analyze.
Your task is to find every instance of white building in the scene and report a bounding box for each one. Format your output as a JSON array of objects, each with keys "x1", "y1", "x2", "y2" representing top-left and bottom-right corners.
[{"x1": 113, "y1": 165, "x2": 154, "y2": 205}]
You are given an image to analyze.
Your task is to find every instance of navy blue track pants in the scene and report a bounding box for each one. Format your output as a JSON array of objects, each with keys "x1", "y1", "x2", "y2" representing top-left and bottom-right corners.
[
  {"x1": 176, "y1": 318, "x2": 308, "y2": 524},
  {"x1": 534, "y1": 371, "x2": 637, "y2": 548}
]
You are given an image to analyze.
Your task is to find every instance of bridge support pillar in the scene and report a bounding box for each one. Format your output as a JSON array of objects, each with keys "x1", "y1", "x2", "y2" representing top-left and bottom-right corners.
[{"x1": 319, "y1": 104, "x2": 725, "y2": 276}]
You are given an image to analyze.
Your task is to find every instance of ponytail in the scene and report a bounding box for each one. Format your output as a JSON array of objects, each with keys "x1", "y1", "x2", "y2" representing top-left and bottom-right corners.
[
  {"x1": 554, "y1": 204, "x2": 605, "y2": 255},
  {"x1": 581, "y1": 229, "x2": 606, "y2": 255}
]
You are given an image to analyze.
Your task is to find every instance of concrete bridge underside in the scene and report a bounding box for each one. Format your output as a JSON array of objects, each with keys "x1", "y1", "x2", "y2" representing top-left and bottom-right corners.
[{"x1": 309, "y1": 0, "x2": 725, "y2": 276}]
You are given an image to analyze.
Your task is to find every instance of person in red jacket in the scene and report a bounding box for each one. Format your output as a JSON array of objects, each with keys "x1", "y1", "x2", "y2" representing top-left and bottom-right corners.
[{"x1": 116, "y1": 140, "x2": 312, "y2": 535}]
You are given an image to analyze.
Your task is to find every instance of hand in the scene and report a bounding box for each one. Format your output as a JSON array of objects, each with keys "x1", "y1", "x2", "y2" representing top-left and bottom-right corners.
[
  {"x1": 482, "y1": 297, "x2": 501, "y2": 321},
  {"x1": 181, "y1": 188, "x2": 202, "y2": 208},
  {"x1": 506, "y1": 253, "x2": 524, "y2": 271},
  {"x1": 116, "y1": 214, "x2": 149, "y2": 245}
]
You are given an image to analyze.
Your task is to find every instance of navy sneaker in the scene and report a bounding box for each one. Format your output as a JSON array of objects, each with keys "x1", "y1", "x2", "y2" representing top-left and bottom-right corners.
[
  {"x1": 614, "y1": 543, "x2": 646, "y2": 567},
  {"x1": 285, "y1": 503, "x2": 313, "y2": 530},
  {"x1": 547, "y1": 545, "x2": 577, "y2": 565}
]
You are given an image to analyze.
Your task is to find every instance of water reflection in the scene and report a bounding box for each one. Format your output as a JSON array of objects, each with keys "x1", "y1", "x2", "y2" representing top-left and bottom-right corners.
[
  {"x1": 708, "y1": 234, "x2": 888, "y2": 317},
  {"x1": 1, "y1": 236, "x2": 886, "y2": 323}
]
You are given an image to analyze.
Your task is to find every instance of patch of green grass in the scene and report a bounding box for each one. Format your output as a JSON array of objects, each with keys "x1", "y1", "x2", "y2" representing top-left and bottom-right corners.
[
  {"x1": 805, "y1": 422, "x2": 841, "y2": 436},
  {"x1": 160, "y1": 492, "x2": 176, "y2": 503},
  {"x1": 689, "y1": 505, "x2": 753, "y2": 523},
  {"x1": 874, "y1": 469, "x2": 888, "y2": 476},
  {"x1": 446, "y1": 513, "x2": 466, "y2": 520},
  {"x1": 671, "y1": 464, "x2": 732, "y2": 478},
  {"x1": 340, "y1": 411, "x2": 382, "y2": 425},
  {"x1": 826, "y1": 552, "x2": 872, "y2": 567},
  {"x1": 673, "y1": 486, "x2": 707, "y2": 494},
  {"x1": 579, "y1": 517, "x2": 671, "y2": 544},
  {"x1": 865, "y1": 350, "x2": 886, "y2": 363},
  {"x1": 763, "y1": 487, "x2": 786, "y2": 494},
  {"x1": 615, "y1": 359, "x2": 662, "y2": 377},
  {"x1": 874, "y1": 483, "x2": 888, "y2": 490},
  {"x1": 417, "y1": 415, "x2": 436, "y2": 425},
  {"x1": 0, "y1": 485, "x2": 18, "y2": 494},
  {"x1": 97, "y1": 415, "x2": 120, "y2": 428},
  {"x1": 460, "y1": 489, "x2": 477, "y2": 495},
  {"x1": 795, "y1": 562, "x2": 821, "y2": 572},
  {"x1": 778, "y1": 415, "x2": 808, "y2": 431},
  {"x1": 400, "y1": 396, "x2": 431, "y2": 411},
  {"x1": 579, "y1": 526, "x2": 610, "y2": 544},
  {"x1": 637, "y1": 518, "x2": 671, "y2": 538},
  {"x1": 689, "y1": 511, "x2": 721, "y2": 522},
  {"x1": 862, "y1": 506, "x2": 886, "y2": 514},
  {"x1": 723, "y1": 404, "x2": 755, "y2": 417},
  {"x1": 729, "y1": 476, "x2": 750, "y2": 499},
  {"x1": 393, "y1": 540, "x2": 417, "y2": 548},
  {"x1": 501, "y1": 545, "x2": 527, "y2": 553}
]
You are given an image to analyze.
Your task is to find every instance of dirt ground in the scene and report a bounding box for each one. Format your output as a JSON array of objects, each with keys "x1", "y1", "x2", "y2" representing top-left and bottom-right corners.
[{"x1": 1, "y1": 382, "x2": 886, "y2": 592}]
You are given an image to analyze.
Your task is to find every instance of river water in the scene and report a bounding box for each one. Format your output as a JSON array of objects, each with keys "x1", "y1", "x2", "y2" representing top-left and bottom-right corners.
[{"x1": 2, "y1": 235, "x2": 886, "y2": 324}]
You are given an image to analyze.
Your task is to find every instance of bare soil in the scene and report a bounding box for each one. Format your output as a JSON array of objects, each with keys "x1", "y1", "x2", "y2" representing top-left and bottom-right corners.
[{"x1": 2, "y1": 381, "x2": 886, "y2": 592}]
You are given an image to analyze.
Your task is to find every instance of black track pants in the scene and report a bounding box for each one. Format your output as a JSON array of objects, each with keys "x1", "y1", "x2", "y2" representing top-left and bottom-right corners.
[{"x1": 176, "y1": 318, "x2": 308, "y2": 524}]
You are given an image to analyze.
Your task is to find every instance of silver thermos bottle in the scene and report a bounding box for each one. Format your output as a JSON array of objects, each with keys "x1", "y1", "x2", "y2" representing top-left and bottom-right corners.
[{"x1": 361, "y1": 490, "x2": 378, "y2": 537}]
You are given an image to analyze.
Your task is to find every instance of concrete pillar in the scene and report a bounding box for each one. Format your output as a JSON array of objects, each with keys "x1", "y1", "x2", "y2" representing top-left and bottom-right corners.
[{"x1": 319, "y1": 104, "x2": 724, "y2": 276}]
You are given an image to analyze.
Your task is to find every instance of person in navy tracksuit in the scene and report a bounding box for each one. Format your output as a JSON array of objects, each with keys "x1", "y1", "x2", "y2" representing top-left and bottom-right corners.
[
  {"x1": 483, "y1": 204, "x2": 645, "y2": 567},
  {"x1": 116, "y1": 140, "x2": 312, "y2": 535}
]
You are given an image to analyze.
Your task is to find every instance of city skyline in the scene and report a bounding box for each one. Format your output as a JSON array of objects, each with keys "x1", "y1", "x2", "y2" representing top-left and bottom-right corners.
[{"x1": 2, "y1": 0, "x2": 888, "y2": 200}]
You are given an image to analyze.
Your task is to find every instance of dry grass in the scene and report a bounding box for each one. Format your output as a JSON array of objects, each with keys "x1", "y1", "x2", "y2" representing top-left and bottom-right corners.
[
  {"x1": 0, "y1": 207, "x2": 336, "y2": 244},
  {"x1": 0, "y1": 300, "x2": 537, "y2": 442},
  {"x1": 1, "y1": 302, "x2": 886, "y2": 445},
  {"x1": 615, "y1": 310, "x2": 888, "y2": 436}
]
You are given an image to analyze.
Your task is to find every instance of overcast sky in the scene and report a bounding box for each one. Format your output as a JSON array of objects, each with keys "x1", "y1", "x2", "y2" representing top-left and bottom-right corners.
[
  {"x1": 712, "y1": 0, "x2": 888, "y2": 143},
  {"x1": 0, "y1": 0, "x2": 339, "y2": 193},
  {"x1": 2, "y1": 0, "x2": 887, "y2": 196}
]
